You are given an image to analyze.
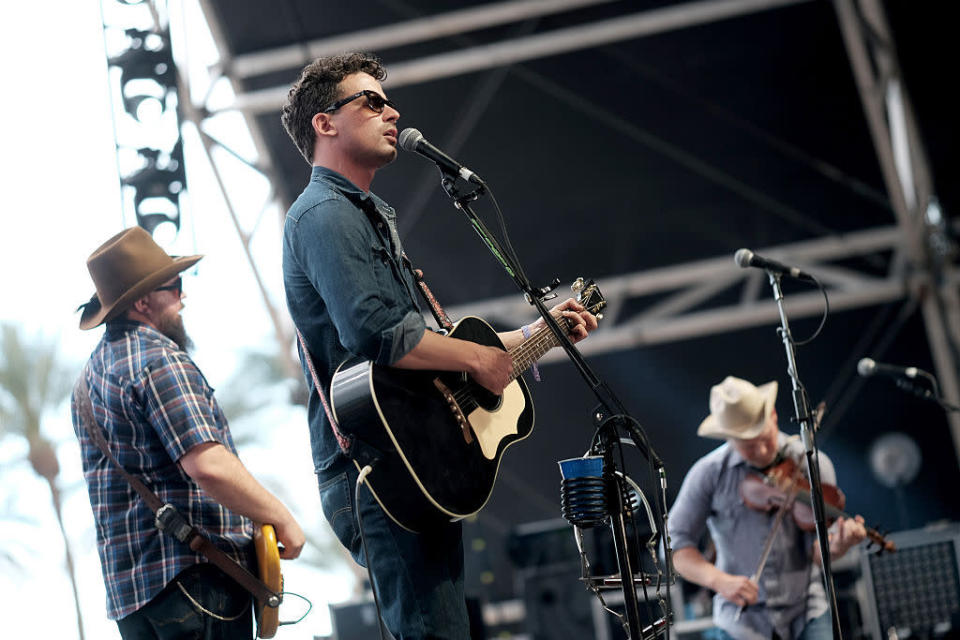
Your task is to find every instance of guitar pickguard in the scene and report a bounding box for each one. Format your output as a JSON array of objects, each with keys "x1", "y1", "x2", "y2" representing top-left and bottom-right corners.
[{"x1": 467, "y1": 380, "x2": 524, "y2": 460}]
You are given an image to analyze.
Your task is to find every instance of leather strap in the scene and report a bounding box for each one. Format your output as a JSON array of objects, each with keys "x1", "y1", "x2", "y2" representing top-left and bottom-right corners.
[
  {"x1": 75, "y1": 373, "x2": 280, "y2": 607},
  {"x1": 402, "y1": 253, "x2": 454, "y2": 333}
]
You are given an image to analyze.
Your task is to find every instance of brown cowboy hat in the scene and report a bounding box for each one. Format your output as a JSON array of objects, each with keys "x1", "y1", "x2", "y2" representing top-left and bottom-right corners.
[
  {"x1": 78, "y1": 226, "x2": 202, "y2": 330},
  {"x1": 697, "y1": 376, "x2": 778, "y2": 440}
]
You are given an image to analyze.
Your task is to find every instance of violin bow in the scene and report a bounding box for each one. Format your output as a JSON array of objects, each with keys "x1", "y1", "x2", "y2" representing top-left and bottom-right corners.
[
  {"x1": 734, "y1": 466, "x2": 804, "y2": 621},
  {"x1": 736, "y1": 404, "x2": 824, "y2": 621}
]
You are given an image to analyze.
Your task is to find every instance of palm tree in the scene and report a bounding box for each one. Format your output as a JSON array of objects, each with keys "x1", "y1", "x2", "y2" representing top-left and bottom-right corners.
[{"x1": 0, "y1": 323, "x2": 85, "y2": 640}]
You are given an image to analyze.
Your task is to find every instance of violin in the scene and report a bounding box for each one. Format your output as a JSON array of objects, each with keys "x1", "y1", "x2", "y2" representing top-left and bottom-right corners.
[{"x1": 740, "y1": 457, "x2": 896, "y2": 553}]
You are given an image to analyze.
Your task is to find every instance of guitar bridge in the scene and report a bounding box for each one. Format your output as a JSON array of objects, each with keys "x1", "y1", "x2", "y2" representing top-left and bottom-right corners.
[{"x1": 433, "y1": 378, "x2": 473, "y2": 445}]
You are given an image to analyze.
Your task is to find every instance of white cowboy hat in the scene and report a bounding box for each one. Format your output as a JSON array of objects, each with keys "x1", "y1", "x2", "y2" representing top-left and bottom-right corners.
[{"x1": 697, "y1": 376, "x2": 778, "y2": 440}]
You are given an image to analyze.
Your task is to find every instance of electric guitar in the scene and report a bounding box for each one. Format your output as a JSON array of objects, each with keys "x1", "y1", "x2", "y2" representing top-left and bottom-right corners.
[
  {"x1": 254, "y1": 524, "x2": 282, "y2": 639},
  {"x1": 330, "y1": 279, "x2": 605, "y2": 532}
]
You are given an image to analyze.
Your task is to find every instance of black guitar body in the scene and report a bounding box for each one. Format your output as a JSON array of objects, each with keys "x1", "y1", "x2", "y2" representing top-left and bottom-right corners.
[{"x1": 330, "y1": 316, "x2": 534, "y2": 532}]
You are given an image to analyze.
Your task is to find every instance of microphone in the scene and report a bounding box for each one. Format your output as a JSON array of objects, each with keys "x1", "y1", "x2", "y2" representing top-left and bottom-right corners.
[
  {"x1": 398, "y1": 128, "x2": 484, "y2": 185},
  {"x1": 734, "y1": 248, "x2": 814, "y2": 281},
  {"x1": 857, "y1": 357, "x2": 919, "y2": 379}
]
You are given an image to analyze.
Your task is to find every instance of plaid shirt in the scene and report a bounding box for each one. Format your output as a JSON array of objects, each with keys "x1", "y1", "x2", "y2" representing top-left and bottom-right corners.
[{"x1": 71, "y1": 320, "x2": 253, "y2": 620}]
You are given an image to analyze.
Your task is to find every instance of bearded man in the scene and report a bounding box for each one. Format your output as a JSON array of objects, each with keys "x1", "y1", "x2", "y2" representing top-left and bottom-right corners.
[{"x1": 71, "y1": 226, "x2": 305, "y2": 639}]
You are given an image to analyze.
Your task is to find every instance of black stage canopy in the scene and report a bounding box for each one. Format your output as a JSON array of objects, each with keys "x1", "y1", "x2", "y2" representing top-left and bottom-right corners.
[{"x1": 202, "y1": 0, "x2": 958, "y2": 604}]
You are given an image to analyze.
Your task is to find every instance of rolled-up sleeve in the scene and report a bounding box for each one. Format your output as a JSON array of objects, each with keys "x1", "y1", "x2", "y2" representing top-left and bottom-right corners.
[
  {"x1": 286, "y1": 198, "x2": 425, "y2": 365},
  {"x1": 669, "y1": 457, "x2": 714, "y2": 552},
  {"x1": 139, "y1": 351, "x2": 225, "y2": 461}
]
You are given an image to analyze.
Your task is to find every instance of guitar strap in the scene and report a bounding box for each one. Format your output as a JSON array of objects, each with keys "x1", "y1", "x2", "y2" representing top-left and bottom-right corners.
[
  {"x1": 74, "y1": 373, "x2": 281, "y2": 609},
  {"x1": 402, "y1": 253, "x2": 454, "y2": 333},
  {"x1": 295, "y1": 328, "x2": 354, "y2": 457}
]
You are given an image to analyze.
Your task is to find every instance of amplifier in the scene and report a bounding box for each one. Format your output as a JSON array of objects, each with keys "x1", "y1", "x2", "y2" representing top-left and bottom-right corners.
[{"x1": 860, "y1": 523, "x2": 960, "y2": 639}]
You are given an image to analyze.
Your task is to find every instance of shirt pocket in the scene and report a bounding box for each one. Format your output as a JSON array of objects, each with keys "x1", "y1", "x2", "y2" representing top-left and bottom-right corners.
[
  {"x1": 711, "y1": 493, "x2": 745, "y2": 543},
  {"x1": 370, "y1": 243, "x2": 402, "y2": 304}
]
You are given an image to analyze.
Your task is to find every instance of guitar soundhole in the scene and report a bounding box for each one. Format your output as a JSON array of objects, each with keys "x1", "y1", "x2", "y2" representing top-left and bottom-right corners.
[{"x1": 471, "y1": 385, "x2": 502, "y2": 412}]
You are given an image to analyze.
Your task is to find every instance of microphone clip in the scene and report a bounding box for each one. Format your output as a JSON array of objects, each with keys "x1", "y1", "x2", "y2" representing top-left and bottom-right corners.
[
  {"x1": 525, "y1": 277, "x2": 560, "y2": 304},
  {"x1": 440, "y1": 175, "x2": 485, "y2": 204}
]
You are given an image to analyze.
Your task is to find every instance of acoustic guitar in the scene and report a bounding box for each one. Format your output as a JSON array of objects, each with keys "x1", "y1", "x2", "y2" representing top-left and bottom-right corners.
[
  {"x1": 254, "y1": 524, "x2": 283, "y2": 638},
  {"x1": 330, "y1": 279, "x2": 605, "y2": 532}
]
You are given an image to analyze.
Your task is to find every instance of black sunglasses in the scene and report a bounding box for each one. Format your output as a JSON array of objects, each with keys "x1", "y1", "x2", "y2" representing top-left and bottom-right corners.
[
  {"x1": 154, "y1": 277, "x2": 182, "y2": 296},
  {"x1": 323, "y1": 89, "x2": 397, "y2": 115}
]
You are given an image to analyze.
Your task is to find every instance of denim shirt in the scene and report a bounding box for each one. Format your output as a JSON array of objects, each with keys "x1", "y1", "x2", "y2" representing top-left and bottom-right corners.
[
  {"x1": 669, "y1": 433, "x2": 834, "y2": 640},
  {"x1": 282, "y1": 166, "x2": 427, "y2": 473}
]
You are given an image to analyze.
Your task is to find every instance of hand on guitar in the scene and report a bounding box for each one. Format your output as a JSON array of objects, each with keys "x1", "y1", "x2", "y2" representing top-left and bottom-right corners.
[
  {"x1": 469, "y1": 345, "x2": 515, "y2": 395},
  {"x1": 529, "y1": 298, "x2": 599, "y2": 344},
  {"x1": 274, "y1": 515, "x2": 306, "y2": 560},
  {"x1": 714, "y1": 572, "x2": 759, "y2": 608}
]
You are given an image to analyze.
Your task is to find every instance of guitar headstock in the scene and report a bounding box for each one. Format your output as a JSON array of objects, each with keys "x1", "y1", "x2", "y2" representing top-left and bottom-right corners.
[{"x1": 571, "y1": 277, "x2": 606, "y2": 319}]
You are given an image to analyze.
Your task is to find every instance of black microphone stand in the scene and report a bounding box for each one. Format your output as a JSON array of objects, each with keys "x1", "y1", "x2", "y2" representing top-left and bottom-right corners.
[
  {"x1": 893, "y1": 377, "x2": 960, "y2": 413},
  {"x1": 766, "y1": 272, "x2": 843, "y2": 638},
  {"x1": 438, "y1": 173, "x2": 671, "y2": 640}
]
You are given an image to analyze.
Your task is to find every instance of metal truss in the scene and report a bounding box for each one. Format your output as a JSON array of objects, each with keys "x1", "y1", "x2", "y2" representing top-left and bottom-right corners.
[
  {"x1": 213, "y1": 0, "x2": 813, "y2": 115},
  {"x1": 151, "y1": 1, "x2": 301, "y2": 381},
  {"x1": 834, "y1": 0, "x2": 960, "y2": 462},
  {"x1": 438, "y1": 225, "x2": 912, "y2": 362}
]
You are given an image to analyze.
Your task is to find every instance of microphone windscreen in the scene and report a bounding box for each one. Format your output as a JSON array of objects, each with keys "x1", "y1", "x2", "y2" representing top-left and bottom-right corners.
[
  {"x1": 857, "y1": 358, "x2": 876, "y2": 377},
  {"x1": 734, "y1": 248, "x2": 754, "y2": 268},
  {"x1": 398, "y1": 128, "x2": 423, "y2": 152}
]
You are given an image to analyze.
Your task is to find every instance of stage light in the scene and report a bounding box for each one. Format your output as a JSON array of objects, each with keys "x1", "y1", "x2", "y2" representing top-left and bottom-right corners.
[
  {"x1": 122, "y1": 141, "x2": 186, "y2": 236},
  {"x1": 109, "y1": 28, "x2": 177, "y2": 122}
]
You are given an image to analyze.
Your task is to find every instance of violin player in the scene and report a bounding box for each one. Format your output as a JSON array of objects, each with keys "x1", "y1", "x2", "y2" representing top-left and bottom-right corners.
[{"x1": 669, "y1": 376, "x2": 867, "y2": 640}]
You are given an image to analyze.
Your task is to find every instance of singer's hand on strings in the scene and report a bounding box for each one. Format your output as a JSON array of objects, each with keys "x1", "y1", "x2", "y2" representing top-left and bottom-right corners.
[{"x1": 530, "y1": 298, "x2": 599, "y2": 344}]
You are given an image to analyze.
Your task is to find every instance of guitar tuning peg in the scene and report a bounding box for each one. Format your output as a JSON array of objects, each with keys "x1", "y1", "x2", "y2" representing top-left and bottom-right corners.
[{"x1": 571, "y1": 277, "x2": 584, "y2": 293}]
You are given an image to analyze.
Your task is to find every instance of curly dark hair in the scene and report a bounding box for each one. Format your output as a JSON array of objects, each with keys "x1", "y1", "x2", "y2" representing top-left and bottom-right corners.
[{"x1": 280, "y1": 52, "x2": 387, "y2": 164}]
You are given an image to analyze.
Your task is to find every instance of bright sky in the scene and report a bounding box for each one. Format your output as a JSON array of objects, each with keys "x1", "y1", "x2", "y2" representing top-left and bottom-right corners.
[{"x1": 0, "y1": 2, "x2": 353, "y2": 638}]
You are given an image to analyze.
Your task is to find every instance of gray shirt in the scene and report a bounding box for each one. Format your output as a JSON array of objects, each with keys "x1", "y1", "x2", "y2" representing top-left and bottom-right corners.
[{"x1": 669, "y1": 433, "x2": 834, "y2": 639}]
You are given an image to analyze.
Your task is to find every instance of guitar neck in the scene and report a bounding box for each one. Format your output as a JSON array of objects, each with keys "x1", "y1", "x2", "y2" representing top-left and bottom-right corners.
[{"x1": 507, "y1": 313, "x2": 572, "y2": 380}]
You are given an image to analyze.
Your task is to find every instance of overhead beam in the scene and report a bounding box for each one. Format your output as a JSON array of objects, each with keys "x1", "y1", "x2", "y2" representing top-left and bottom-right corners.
[
  {"x1": 547, "y1": 280, "x2": 905, "y2": 362},
  {"x1": 225, "y1": 0, "x2": 619, "y2": 79},
  {"x1": 432, "y1": 225, "x2": 907, "y2": 357},
  {"x1": 438, "y1": 225, "x2": 902, "y2": 323},
  {"x1": 219, "y1": 0, "x2": 813, "y2": 115}
]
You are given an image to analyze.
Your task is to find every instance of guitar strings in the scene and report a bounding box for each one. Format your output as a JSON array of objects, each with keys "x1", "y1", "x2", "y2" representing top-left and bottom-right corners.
[
  {"x1": 509, "y1": 313, "x2": 570, "y2": 372},
  {"x1": 446, "y1": 313, "x2": 571, "y2": 411}
]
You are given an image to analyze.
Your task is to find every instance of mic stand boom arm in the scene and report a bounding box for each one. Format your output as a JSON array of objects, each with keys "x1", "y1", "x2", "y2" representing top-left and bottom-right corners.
[
  {"x1": 440, "y1": 175, "x2": 669, "y2": 640},
  {"x1": 766, "y1": 271, "x2": 843, "y2": 639},
  {"x1": 439, "y1": 178, "x2": 649, "y2": 446}
]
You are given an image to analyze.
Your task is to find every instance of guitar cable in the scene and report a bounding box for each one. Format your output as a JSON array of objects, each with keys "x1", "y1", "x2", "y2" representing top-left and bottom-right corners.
[{"x1": 355, "y1": 464, "x2": 391, "y2": 640}]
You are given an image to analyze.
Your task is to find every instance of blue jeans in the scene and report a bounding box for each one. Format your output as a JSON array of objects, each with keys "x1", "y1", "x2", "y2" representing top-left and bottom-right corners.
[
  {"x1": 797, "y1": 612, "x2": 833, "y2": 640},
  {"x1": 318, "y1": 462, "x2": 469, "y2": 640},
  {"x1": 712, "y1": 612, "x2": 833, "y2": 640},
  {"x1": 116, "y1": 564, "x2": 252, "y2": 639}
]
